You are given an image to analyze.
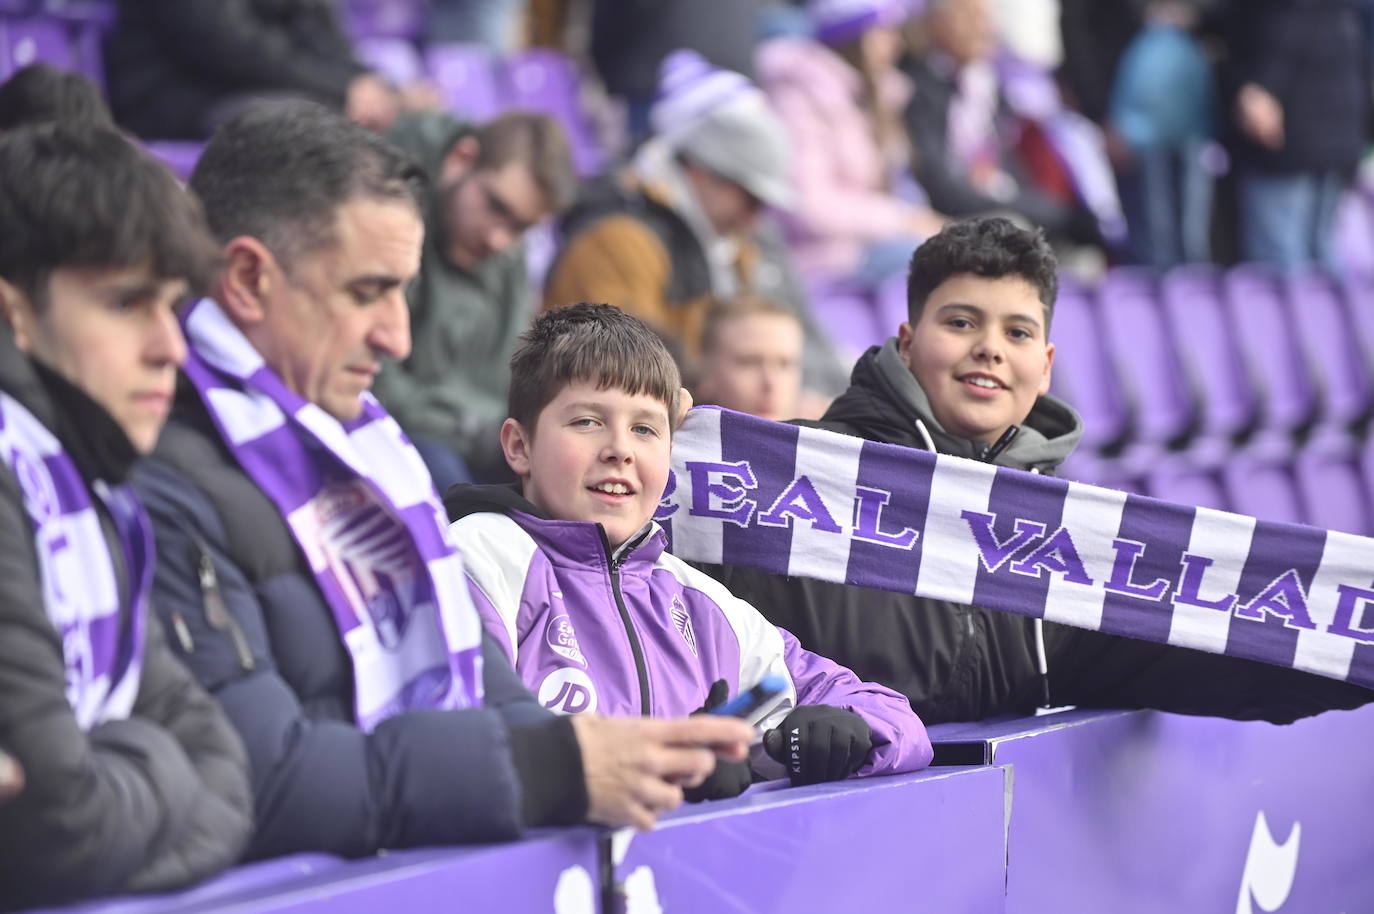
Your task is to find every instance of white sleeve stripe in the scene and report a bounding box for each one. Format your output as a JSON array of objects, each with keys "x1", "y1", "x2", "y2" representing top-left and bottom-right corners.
[{"x1": 449, "y1": 513, "x2": 539, "y2": 657}]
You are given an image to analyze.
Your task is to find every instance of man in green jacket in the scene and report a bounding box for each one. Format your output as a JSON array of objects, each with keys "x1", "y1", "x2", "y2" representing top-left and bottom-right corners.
[{"x1": 374, "y1": 110, "x2": 577, "y2": 487}]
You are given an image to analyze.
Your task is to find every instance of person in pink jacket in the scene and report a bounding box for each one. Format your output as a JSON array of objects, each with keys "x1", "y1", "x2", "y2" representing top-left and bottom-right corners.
[{"x1": 757, "y1": 0, "x2": 945, "y2": 355}]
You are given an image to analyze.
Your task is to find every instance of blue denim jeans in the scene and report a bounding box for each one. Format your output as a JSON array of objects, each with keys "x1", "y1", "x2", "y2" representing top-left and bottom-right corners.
[{"x1": 1239, "y1": 169, "x2": 1347, "y2": 270}]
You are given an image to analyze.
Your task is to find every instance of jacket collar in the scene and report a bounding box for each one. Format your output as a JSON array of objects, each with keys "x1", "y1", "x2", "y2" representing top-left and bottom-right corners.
[
  {"x1": 445, "y1": 483, "x2": 667, "y2": 571},
  {"x1": 820, "y1": 338, "x2": 1083, "y2": 471},
  {"x1": 0, "y1": 329, "x2": 138, "y2": 485}
]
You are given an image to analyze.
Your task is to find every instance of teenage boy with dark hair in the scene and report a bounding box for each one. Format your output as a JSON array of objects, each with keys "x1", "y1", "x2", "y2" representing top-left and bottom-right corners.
[
  {"x1": 447, "y1": 304, "x2": 931, "y2": 800},
  {"x1": 0, "y1": 122, "x2": 252, "y2": 910},
  {"x1": 710, "y1": 216, "x2": 1371, "y2": 725},
  {"x1": 136, "y1": 101, "x2": 753, "y2": 853}
]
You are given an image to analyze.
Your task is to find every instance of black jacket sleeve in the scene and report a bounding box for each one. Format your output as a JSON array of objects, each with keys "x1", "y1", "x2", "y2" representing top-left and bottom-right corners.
[
  {"x1": 137, "y1": 0, "x2": 363, "y2": 102},
  {"x1": 134, "y1": 452, "x2": 584, "y2": 859},
  {"x1": 0, "y1": 472, "x2": 252, "y2": 911}
]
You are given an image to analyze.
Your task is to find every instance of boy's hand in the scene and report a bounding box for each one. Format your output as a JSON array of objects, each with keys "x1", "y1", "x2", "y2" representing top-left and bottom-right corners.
[
  {"x1": 683, "y1": 680, "x2": 753, "y2": 802},
  {"x1": 571, "y1": 714, "x2": 752, "y2": 830},
  {"x1": 763, "y1": 705, "x2": 873, "y2": 785}
]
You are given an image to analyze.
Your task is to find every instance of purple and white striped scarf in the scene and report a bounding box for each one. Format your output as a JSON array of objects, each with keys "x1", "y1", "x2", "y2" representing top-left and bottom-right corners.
[
  {"x1": 181, "y1": 298, "x2": 484, "y2": 730},
  {"x1": 659, "y1": 408, "x2": 1374, "y2": 690},
  {"x1": 0, "y1": 391, "x2": 150, "y2": 729}
]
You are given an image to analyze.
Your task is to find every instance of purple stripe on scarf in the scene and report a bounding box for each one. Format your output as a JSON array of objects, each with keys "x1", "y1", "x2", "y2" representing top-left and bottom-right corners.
[
  {"x1": 719, "y1": 410, "x2": 799, "y2": 575},
  {"x1": 42, "y1": 453, "x2": 88, "y2": 517},
  {"x1": 1098, "y1": 495, "x2": 1195, "y2": 645},
  {"x1": 844, "y1": 438, "x2": 934, "y2": 594},
  {"x1": 1224, "y1": 521, "x2": 1327, "y2": 669},
  {"x1": 229, "y1": 424, "x2": 329, "y2": 514},
  {"x1": 970, "y1": 467, "x2": 1070, "y2": 617}
]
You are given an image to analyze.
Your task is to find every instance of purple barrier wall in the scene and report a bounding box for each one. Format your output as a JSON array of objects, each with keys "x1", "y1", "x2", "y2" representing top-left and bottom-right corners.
[
  {"x1": 27, "y1": 832, "x2": 601, "y2": 914},
  {"x1": 609, "y1": 767, "x2": 1008, "y2": 914},
  {"x1": 934, "y1": 706, "x2": 1374, "y2": 913}
]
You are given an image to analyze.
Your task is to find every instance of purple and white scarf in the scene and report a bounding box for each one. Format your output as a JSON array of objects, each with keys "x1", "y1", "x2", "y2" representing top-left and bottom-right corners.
[
  {"x1": 659, "y1": 408, "x2": 1374, "y2": 690},
  {"x1": 180, "y1": 298, "x2": 484, "y2": 731},
  {"x1": 0, "y1": 391, "x2": 150, "y2": 729}
]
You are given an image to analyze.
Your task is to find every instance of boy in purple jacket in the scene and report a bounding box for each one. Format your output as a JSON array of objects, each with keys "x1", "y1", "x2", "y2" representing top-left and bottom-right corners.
[{"x1": 447, "y1": 304, "x2": 932, "y2": 800}]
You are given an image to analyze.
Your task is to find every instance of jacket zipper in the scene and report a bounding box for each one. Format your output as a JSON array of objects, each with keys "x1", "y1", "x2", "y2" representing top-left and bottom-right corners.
[
  {"x1": 185, "y1": 534, "x2": 256, "y2": 671},
  {"x1": 602, "y1": 527, "x2": 651, "y2": 716}
]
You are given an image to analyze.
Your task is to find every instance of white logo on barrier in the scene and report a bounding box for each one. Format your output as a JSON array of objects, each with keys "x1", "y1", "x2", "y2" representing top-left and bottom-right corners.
[
  {"x1": 538, "y1": 668, "x2": 598, "y2": 715},
  {"x1": 622, "y1": 866, "x2": 664, "y2": 914},
  {"x1": 1235, "y1": 810, "x2": 1301, "y2": 914},
  {"x1": 553, "y1": 864, "x2": 595, "y2": 914}
]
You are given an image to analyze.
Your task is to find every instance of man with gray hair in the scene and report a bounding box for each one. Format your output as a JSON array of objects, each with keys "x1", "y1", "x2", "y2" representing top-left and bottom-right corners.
[{"x1": 135, "y1": 100, "x2": 753, "y2": 858}]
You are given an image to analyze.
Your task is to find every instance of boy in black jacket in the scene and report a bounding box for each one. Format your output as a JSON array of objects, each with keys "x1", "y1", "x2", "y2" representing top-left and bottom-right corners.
[{"x1": 710, "y1": 216, "x2": 1371, "y2": 724}]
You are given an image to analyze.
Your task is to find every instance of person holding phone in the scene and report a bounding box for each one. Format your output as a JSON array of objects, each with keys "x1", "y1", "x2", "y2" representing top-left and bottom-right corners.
[{"x1": 447, "y1": 304, "x2": 933, "y2": 802}]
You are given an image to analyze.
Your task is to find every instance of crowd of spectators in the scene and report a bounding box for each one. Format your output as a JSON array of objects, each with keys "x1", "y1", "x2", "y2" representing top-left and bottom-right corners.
[{"x1": 1, "y1": 0, "x2": 1373, "y2": 908}]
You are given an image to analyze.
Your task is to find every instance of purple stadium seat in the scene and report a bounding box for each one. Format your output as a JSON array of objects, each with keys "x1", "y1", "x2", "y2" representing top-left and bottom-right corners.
[
  {"x1": 142, "y1": 141, "x2": 204, "y2": 181},
  {"x1": 1159, "y1": 265, "x2": 1257, "y2": 452},
  {"x1": 354, "y1": 35, "x2": 424, "y2": 87},
  {"x1": 425, "y1": 42, "x2": 503, "y2": 122},
  {"x1": 501, "y1": 48, "x2": 603, "y2": 176},
  {"x1": 1222, "y1": 265, "x2": 1318, "y2": 441},
  {"x1": 1, "y1": 15, "x2": 75, "y2": 79},
  {"x1": 804, "y1": 275, "x2": 884, "y2": 364},
  {"x1": 1221, "y1": 453, "x2": 1305, "y2": 525},
  {"x1": 1145, "y1": 459, "x2": 1228, "y2": 512},
  {"x1": 1338, "y1": 272, "x2": 1374, "y2": 387},
  {"x1": 1294, "y1": 434, "x2": 1371, "y2": 535},
  {"x1": 1097, "y1": 267, "x2": 1196, "y2": 459},
  {"x1": 1048, "y1": 278, "x2": 1129, "y2": 455},
  {"x1": 37, "y1": 0, "x2": 113, "y2": 25},
  {"x1": 342, "y1": 0, "x2": 428, "y2": 41},
  {"x1": 1332, "y1": 188, "x2": 1374, "y2": 276},
  {"x1": 1282, "y1": 271, "x2": 1372, "y2": 431}
]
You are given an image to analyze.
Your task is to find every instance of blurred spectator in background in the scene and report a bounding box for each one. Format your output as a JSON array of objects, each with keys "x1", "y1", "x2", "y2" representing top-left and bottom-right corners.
[
  {"x1": 903, "y1": 0, "x2": 1103, "y2": 251},
  {"x1": 1225, "y1": 0, "x2": 1370, "y2": 269},
  {"x1": 1107, "y1": 1, "x2": 1219, "y2": 269},
  {"x1": 104, "y1": 0, "x2": 413, "y2": 140},
  {"x1": 589, "y1": 0, "x2": 777, "y2": 146},
  {"x1": 546, "y1": 50, "x2": 850, "y2": 414},
  {"x1": 0, "y1": 64, "x2": 115, "y2": 131},
  {"x1": 695, "y1": 296, "x2": 808, "y2": 421},
  {"x1": 430, "y1": 0, "x2": 528, "y2": 52},
  {"x1": 757, "y1": 0, "x2": 946, "y2": 355},
  {"x1": 373, "y1": 110, "x2": 577, "y2": 489}
]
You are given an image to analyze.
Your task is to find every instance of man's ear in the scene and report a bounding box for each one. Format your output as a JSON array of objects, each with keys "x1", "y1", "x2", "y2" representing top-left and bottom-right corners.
[
  {"x1": 441, "y1": 135, "x2": 480, "y2": 185},
  {"x1": 218, "y1": 236, "x2": 277, "y2": 325},
  {"x1": 0, "y1": 276, "x2": 36, "y2": 353},
  {"x1": 499, "y1": 417, "x2": 533, "y2": 478},
  {"x1": 1038, "y1": 341, "x2": 1056, "y2": 397}
]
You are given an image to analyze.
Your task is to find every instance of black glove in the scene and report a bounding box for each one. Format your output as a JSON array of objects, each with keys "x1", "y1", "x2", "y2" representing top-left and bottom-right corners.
[
  {"x1": 684, "y1": 679, "x2": 753, "y2": 803},
  {"x1": 763, "y1": 705, "x2": 873, "y2": 785}
]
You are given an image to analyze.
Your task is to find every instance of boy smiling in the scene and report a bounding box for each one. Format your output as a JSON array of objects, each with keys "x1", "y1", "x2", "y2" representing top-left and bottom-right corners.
[
  {"x1": 447, "y1": 304, "x2": 931, "y2": 797},
  {"x1": 711, "y1": 216, "x2": 1372, "y2": 726}
]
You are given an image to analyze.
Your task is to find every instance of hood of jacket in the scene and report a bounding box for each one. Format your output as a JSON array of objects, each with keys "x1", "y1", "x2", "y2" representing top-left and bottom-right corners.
[{"x1": 818, "y1": 338, "x2": 1083, "y2": 471}]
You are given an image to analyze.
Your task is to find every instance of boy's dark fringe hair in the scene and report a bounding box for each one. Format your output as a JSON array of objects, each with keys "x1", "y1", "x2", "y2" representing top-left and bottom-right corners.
[
  {"x1": 907, "y1": 216, "x2": 1058, "y2": 329},
  {"x1": 509, "y1": 303, "x2": 682, "y2": 431},
  {"x1": 0, "y1": 122, "x2": 221, "y2": 305}
]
